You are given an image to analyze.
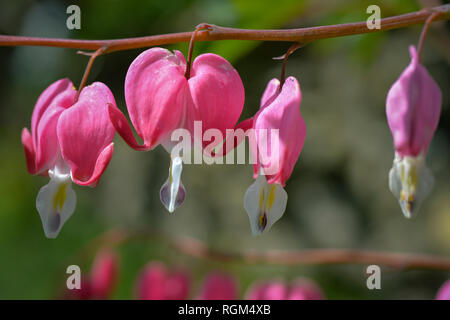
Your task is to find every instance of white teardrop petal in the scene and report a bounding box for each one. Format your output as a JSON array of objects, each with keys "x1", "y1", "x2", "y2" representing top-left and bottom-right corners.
[
  {"x1": 388, "y1": 153, "x2": 434, "y2": 218},
  {"x1": 36, "y1": 169, "x2": 76, "y2": 238},
  {"x1": 244, "y1": 175, "x2": 287, "y2": 235}
]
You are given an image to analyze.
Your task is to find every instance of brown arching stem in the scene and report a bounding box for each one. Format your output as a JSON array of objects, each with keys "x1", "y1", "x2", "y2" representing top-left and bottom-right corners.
[
  {"x1": 75, "y1": 46, "x2": 108, "y2": 100},
  {"x1": 0, "y1": 5, "x2": 448, "y2": 54},
  {"x1": 81, "y1": 229, "x2": 450, "y2": 271},
  {"x1": 185, "y1": 24, "x2": 213, "y2": 79},
  {"x1": 273, "y1": 42, "x2": 303, "y2": 87},
  {"x1": 417, "y1": 11, "x2": 441, "y2": 62}
]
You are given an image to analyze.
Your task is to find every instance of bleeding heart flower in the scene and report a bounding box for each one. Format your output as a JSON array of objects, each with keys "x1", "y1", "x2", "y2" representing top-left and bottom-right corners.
[
  {"x1": 21, "y1": 79, "x2": 116, "y2": 238},
  {"x1": 197, "y1": 272, "x2": 238, "y2": 300},
  {"x1": 136, "y1": 262, "x2": 190, "y2": 300},
  {"x1": 245, "y1": 278, "x2": 323, "y2": 300},
  {"x1": 386, "y1": 45, "x2": 442, "y2": 218},
  {"x1": 108, "y1": 48, "x2": 244, "y2": 213},
  {"x1": 243, "y1": 76, "x2": 306, "y2": 235},
  {"x1": 90, "y1": 250, "x2": 118, "y2": 299},
  {"x1": 64, "y1": 249, "x2": 118, "y2": 300}
]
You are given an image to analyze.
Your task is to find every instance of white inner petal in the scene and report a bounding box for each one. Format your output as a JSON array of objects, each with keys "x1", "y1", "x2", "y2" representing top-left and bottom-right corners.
[
  {"x1": 160, "y1": 156, "x2": 186, "y2": 213},
  {"x1": 36, "y1": 164, "x2": 76, "y2": 238},
  {"x1": 244, "y1": 174, "x2": 287, "y2": 235},
  {"x1": 388, "y1": 153, "x2": 434, "y2": 218}
]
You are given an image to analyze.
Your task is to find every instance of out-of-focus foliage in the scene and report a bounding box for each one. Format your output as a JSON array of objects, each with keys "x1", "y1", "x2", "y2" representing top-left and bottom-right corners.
[{"x1": 0, "y1": 0, "x2": 449, "y2": 299}]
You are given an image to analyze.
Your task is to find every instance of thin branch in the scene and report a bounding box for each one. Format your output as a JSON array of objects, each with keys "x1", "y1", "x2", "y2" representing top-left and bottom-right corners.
[
  {"x1": 75, "y1": 46, "x2": 108, "y2": 99},
  {"x1": 167, "y1": 236, "x2": 450, "y2": 271},
  {"x1": 89, "y1": 229, "x2": 450, "y2": 271},
  {"x1": 0, "y1": 5, "x2": 448, "y2": 54},
  {"x1": 417, "y1": 11, "x2": 441, "y2": 62}
]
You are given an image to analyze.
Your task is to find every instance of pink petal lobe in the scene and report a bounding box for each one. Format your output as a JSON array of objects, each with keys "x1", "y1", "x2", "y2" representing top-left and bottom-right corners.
[
  {"x1": 35, "y1": 105, "x2": 66, "y2": 174},
  {"x1": 124, "y1": 48, "x2": 188, "y2": 149},
  {"x1": 188, "y1": 53, "x2": 245, "y2": 149},
  {"x1": 260, "y1": 78, "x2": 280, "y2": 108},
  {"x1": 58, "y1": 82, "x2": 116, "y2": 186}
]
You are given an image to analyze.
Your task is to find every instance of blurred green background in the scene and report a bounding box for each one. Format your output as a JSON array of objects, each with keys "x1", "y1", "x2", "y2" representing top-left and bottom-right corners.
[{"x1": 0, "y1": 0, "x2": 449, "y2": 299}]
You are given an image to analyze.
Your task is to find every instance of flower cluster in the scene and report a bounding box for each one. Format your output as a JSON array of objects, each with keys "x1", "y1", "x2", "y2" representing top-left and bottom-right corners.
[{"x1": 22, "y1": 42, "x2": 442, "y2": 238}]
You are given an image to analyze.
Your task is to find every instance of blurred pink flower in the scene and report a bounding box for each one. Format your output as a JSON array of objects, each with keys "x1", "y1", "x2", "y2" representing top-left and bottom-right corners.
[
  {"x1": 90, "y1": 250, "x2": 118, "y2": 299},
  {"x1": 436, "y1": 280, "x2": 450, "y2": 300},
  {"x1": 198, "y1": 272, "x2": 238, "y2": 300},
  {"x1": 246, "y1": 278, "x2": 324, "y2": 300},
  {"x1": 65, "y1": 250, "x2": 118, "y2": 300},
  {"x1": 136, "y1": 262, "x2": 190, "y2": 300}
]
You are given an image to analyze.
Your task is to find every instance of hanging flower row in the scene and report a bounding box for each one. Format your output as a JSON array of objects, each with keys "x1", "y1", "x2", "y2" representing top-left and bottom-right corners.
[{"x1": 21, "y1": 37, "x2": 442, "y2": 238}]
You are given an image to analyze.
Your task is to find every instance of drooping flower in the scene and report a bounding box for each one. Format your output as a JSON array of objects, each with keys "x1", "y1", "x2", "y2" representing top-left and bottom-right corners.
[
  {"x1": 136, "y1": 262, "x2": 190, "y2": 300},
  {"x1": 243, "y1": 76, "x2": 306, "y2": 235},
  {"x1": 245, "y1": 278, "x2": 324, "y2": 300},
  {"x1": 108, "y1": 48, "x2": 244, "y2": 213},
  {"x1": 386, "y1": 46, "x2": 442, "y2": 218},
  {"x1": 64, "y1": 249, "x2": 118, "y2": 300},
  {"x1": 197, "y1": 272, "x2": 238, "y2": 300},
  {"x1": 21, "y1": 79, "x2": 116, "y2": 238},
  {"x1": 436, "y1": 280, "x2": 450, "y2": 300}
]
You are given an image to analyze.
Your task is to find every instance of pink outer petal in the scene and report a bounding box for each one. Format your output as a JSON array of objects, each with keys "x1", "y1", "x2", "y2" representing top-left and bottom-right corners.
[
  {"x1": 124, "y1": 48, "x2": 189, "y2": 149},
  {"x1": 198, "y1": 272, "x2": 238, "y2": 300},
  {"x1": 34, "y1": 105, "x2": 67, "y2": 174},
  {"x1": 58, "y1": 82, "x2": 116, "y2": 187},
  {"x1": 90, "y1": 250, "x2": 118, "y2": 299},
  {"x1": 436, "y1": 280, "x2": 450, "y2": 300},
  {"x1": 25, "y1": 79, "x2": 77, "y2": 174},
  {"x1": 386, "y1": 46, "x2": 442, "y2": 157},
  {"x1": 21, "y1": 128, "x2": 36, "y2": 174},
  {"x1": 31, "y1": 78, "x2": 75, "y2": 145},
  {"x1": 188, "y1": 53, "x2": 245, "y2": 149},
  {"x1": 253, "y1": 77, "x2": 306, "y2": 186},
  {"x1": 260, "y1": 78, "x2": 280, "y2": 109}
]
